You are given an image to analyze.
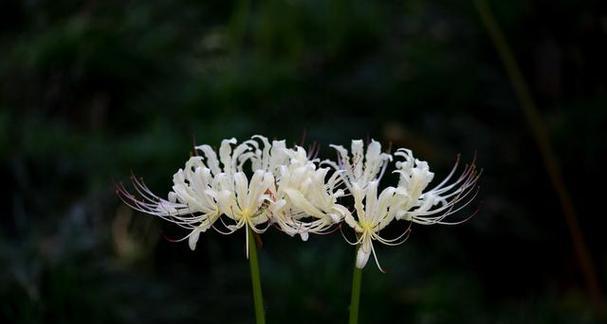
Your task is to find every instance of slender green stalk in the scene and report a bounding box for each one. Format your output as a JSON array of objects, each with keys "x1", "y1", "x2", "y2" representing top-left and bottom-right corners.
[
  {"x1": 348, "y1": 263, "x2": 363, "y2": 324},
  {"x1": 248, "y1": 226, "x2": 266, "y2": 324},
  {"x1": 474, "y1": 0, "x2": 604, "y2": 314}
]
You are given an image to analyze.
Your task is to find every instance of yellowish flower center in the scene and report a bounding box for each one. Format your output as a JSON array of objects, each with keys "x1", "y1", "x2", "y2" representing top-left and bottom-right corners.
[
  {"x1": 240, "y1": 208, "x2": 253, "y2": 221},
  {"x1": 359, "y1": 220, "x2": 374, "y2": 233}
]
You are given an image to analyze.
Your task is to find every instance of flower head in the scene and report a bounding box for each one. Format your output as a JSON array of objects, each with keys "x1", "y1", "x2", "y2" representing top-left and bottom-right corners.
[
  {"x1": 116, "y1": 155, "x2": 222, "y2": 250},
  {"x1": 343, "y1": 181, "x2": 410, "y2": 271},
  {"x1": 118, "y1": 137, "x2": 274, "y2": 255},
  {"x1": 117, "y1": 136, "x2": 346, "y2": 255},
  {"x1": 334, "y1": 140, "x2": 480, "y2": 271},
  {"x1": 273, "y1": 146, "x2": 348, "y2": 240}
]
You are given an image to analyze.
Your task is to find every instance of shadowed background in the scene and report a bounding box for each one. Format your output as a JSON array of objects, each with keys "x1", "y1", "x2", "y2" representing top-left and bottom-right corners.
[{"x1": 1, "y1": 0, "x2": 606, "y2": 323}]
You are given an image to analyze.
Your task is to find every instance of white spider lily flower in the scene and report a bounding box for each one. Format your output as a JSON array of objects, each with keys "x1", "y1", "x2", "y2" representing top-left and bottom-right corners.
[
  {"x1": 214, "y1": 170, "x2": 276, "y2": 257},
  {"x1": 242, "y1": 136, "x2": 334, "y2": 240},
  {"x1": 393, "y1": 149, "x2": 480, "y2": 225},
  {"x1": 326, "y1": 139, "x2": 392, "y2": 190},
  {"x1": 342, "y1": 181, "x2": 410, "y2": 271},
  {"x1": 116, "y1": 155, "x2": 221, "y2": 249},
  {"x1": 273, "y1": 146, "x2": 347, "y2": 240},
  {"x1": 194, "y1": 137, "x2": 274, "y2": 227},
  {"x1": 194, "y1": 137, "x2": 286, "y2": 257},
  {"x1": 118, "y1": 137, "x2": 275, "y2": 256},
  {"x1": 236, "y1": 137, "x2": 347, "y2": 241}
]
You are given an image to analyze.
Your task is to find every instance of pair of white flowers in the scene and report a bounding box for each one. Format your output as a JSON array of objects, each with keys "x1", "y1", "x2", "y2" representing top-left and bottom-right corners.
[{"x1": 118, "y1": 135, "x2": 479, "y2": 270}]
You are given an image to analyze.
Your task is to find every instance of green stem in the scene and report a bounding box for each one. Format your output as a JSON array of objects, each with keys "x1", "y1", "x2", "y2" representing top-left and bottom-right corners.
[
  {"x1": 348, "y1": 262, "x2": 363, "y2": 324},
  {"x1": 248, "y1": 226, "x2": 266, "y2": 324}
]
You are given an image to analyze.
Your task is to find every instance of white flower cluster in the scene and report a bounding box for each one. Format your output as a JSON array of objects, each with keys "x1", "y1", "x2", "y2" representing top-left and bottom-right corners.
[{"x1": 118, "y1": 136, "x2": 479, "y2": 270}]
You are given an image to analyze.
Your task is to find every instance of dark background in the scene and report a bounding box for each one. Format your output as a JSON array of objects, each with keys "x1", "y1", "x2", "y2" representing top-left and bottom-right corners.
[{"x1": 1, "y1": 0, "x2": 606, "y2": 323}]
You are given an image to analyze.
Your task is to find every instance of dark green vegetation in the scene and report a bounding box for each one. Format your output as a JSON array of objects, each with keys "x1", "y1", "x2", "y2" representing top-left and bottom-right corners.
[{"x1": 1, "y1": 0, "x2": 606, "y2": 323}]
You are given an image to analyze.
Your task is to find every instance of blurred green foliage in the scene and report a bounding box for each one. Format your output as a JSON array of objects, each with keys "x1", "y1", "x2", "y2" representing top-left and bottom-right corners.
[{"x1": 1, "y1": 0, "x2": 606, "y2": 323}]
